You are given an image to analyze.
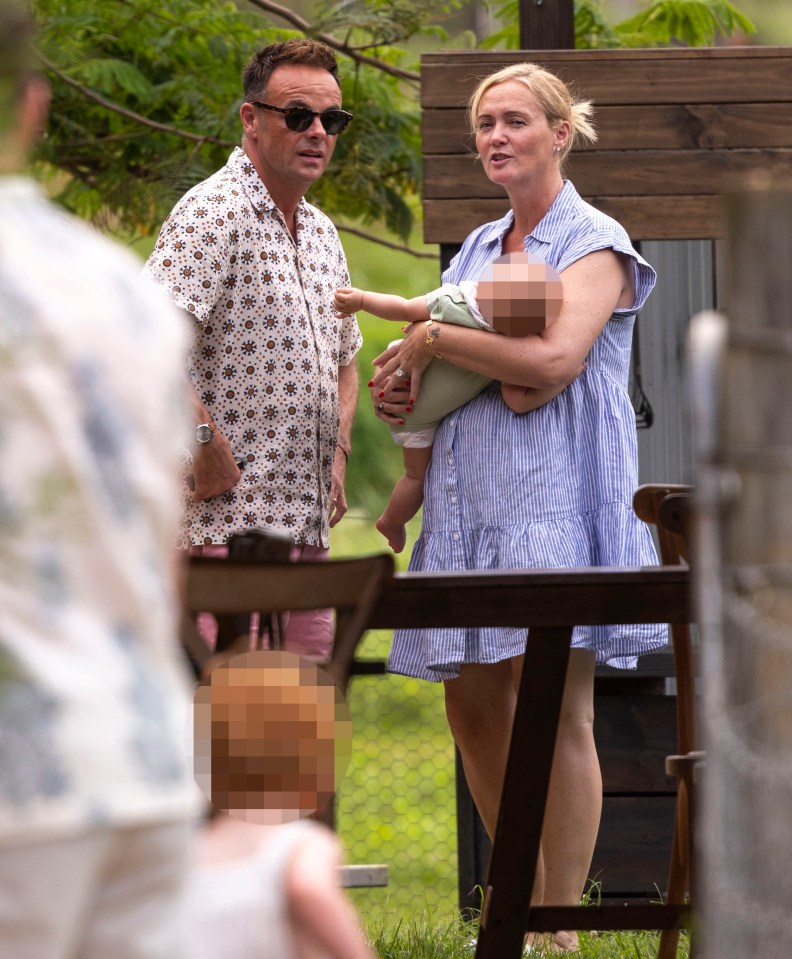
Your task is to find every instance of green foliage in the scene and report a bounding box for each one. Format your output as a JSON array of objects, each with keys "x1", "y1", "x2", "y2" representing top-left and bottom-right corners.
[
  {"x1": 614, "y1": 0, "x2": 755, "y2": 47},
  {"x1": 31, "y1": 0, "x2": 754, "y2": 242},
  {"x1": 482, "y1": 0, "x2": 754, "y2": 49},
  {"x1": 30, "y1": 0, "x2": 457, "y2": 240}
]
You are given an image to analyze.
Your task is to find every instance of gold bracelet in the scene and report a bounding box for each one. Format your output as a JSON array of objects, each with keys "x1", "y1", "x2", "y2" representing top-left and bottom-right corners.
[{"x1": 424, "y1": 319, "x2": 443, "y2": 359}]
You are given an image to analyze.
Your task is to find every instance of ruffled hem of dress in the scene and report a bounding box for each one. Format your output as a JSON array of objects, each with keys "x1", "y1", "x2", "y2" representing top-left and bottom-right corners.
[{"x1": 386, "y1": 502, "x2": 669, "y2": 681}]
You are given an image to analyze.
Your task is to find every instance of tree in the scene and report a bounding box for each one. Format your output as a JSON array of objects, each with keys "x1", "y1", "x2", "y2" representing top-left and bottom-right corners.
[{"x1": 31, "y1": 0, "x2": 753, "y2": 252}]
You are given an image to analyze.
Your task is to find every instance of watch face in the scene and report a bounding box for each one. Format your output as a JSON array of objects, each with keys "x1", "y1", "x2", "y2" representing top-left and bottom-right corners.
[{"x1": 195, "y1": 424, "x2": 214, "y2": 444}]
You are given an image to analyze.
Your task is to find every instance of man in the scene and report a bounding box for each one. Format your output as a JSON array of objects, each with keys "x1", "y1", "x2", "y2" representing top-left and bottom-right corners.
[
  {"x1": 0, "y1": 2, "x2": 199, "y2": 956},
  {"x1": 144, "y1": 39, "x2": 362, "y2": 661}
]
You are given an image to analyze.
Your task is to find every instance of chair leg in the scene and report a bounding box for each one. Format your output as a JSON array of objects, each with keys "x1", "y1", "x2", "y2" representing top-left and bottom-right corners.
[{"x1": 657, "y1": 778, "x2": 688, "y2": 959}]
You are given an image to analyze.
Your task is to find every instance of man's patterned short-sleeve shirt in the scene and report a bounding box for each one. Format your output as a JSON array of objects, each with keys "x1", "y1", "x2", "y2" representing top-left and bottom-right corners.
[{"x1": 144, "y1": 148, "x2": 362, "y2": 548}]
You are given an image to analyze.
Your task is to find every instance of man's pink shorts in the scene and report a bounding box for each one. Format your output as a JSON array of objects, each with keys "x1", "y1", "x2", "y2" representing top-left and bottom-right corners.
[{"x1": 188, "y1": 542, "x2": 333, "y2": 661}]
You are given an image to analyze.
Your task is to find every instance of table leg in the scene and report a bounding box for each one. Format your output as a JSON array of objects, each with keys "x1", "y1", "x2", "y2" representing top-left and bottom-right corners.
[{"x1": 475, "y1": 626, "x2": 573, "y2": 959}]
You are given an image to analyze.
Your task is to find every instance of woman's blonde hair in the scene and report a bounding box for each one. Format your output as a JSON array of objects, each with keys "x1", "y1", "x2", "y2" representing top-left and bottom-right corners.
[{"x1": 468, "y1": 62, "x2": 597, "y2": 165}]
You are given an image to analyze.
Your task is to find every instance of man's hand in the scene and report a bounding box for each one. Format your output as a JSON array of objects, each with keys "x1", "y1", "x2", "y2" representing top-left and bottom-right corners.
[
  {"x1": 190, "y1": 430, "x2": 241, "y2": 502},
  {"x1": 329, "y1": 446, "x2": 348, "y2": 527}
]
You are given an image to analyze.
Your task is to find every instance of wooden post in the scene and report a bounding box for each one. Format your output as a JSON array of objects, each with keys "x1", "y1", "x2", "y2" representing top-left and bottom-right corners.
[
  {"x1": 519, "y1": 0, "x2": 575, "y2": 50},
  {"x1": 692, "y1": 187, "x2": 792, "y2": 956}
]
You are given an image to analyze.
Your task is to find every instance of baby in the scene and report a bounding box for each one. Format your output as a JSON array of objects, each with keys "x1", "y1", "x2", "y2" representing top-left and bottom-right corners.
[{"x1": 334, "y1": 252, "x2": 565, "y2": 552}]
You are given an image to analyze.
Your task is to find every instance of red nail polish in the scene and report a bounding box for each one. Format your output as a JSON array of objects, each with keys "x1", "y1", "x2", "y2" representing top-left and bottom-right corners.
[
  {"x1": 398, "y1": 419, "x2": 405, "y2": 425},
  {"x1": 409, "y1": 397, "x2": 415, "y2": 405},
  {"x1": 406, "y1": 406, "x2": 413, "y2": 413},
  {"x1": 367, "y1": 380, "x2": 374, "y2": 387},
  {"x1": 378, "y1": 392, "x2": 385, "y2": 398}
]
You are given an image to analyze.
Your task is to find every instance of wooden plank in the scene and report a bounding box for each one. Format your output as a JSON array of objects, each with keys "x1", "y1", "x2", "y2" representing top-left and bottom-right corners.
[
  {"x1": 591, "y1": 797, "x2": 676, "y2": 896},
  {"x1": 421, "y1": 47, "x2": 792, "y2": 108},
  {"x1": 368, "y1": 566, "x2": 691, "y2": 630},
  {"x1": 423, "y1": 149, "x2": 792, "y2": 200},
  {"x1": 423, "y1": 195, "x2": 723, "y2": 243},
  {"x1": 421, "y1": 102, "x2": 792, "y2": 154},
  {"x1": 595, "y1": 695, "x2": 677, "y2": 794}
]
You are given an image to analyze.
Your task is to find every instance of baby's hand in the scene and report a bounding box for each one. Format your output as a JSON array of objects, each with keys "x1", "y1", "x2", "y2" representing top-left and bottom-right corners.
[{"x1": 333, "y1": 287, "x2": 363, "y2": 316}]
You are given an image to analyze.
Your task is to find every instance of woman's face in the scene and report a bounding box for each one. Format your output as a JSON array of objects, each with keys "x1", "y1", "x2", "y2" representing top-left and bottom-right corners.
[{"x1": 474, "y1": 79, "x2": 567, "y2": 193}]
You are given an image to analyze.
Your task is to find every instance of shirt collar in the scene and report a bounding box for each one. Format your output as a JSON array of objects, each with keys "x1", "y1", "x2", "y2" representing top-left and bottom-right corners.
[
  {"x1": 475, "y1": 180, "x2": 580, "y2": 251},
  {"x1": 529, "y1": 180, "x2": 579, "y2": 244},
  {"x1": 227, "y1": 146, "x2": 308, "y2": 220}
]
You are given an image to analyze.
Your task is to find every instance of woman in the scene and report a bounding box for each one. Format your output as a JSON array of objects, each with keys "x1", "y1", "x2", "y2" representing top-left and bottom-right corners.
[{"x1": 371, "y1": 62, "x2": 667, "y2": 953}]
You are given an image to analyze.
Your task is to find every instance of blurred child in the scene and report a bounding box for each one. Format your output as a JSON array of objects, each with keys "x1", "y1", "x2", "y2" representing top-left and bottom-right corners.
[
  {"x1": 186, "y1": 650, "x2": 374, "y2": 959},
  {"x1": 334, "y1": 252, "x2": 565, "y2": 551}
]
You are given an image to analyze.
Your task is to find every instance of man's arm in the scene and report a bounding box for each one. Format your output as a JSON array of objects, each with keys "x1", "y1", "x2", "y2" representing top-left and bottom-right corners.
[
  {"x1": 329, "y1": 359, "x2": 359, "y2": 528},
  {"x1": 186, "y1": 377, "x2": 240, "y2": 503}
]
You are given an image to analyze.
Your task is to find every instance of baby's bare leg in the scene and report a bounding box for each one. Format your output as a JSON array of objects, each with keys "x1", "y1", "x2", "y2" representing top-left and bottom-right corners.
[{"x1": 376, "y1": 446, "x2": 433, "y2": 553}]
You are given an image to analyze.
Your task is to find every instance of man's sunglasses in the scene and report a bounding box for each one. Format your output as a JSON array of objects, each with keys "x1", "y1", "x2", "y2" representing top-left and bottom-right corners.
[{"x1": 249, "y1": 101, "x2": 353, "y2": 136}]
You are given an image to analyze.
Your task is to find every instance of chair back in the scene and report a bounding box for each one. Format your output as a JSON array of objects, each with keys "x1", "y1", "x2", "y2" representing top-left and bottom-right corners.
[
  {"x1": 633, "y1": 483, "x2": 695, "y2": 753},
  {"x1": 184, "y1": 552, "x2": 394, "y2": 695}
]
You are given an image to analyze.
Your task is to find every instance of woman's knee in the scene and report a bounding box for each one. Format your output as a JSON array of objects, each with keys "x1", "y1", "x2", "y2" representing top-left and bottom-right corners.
[{"x1": 443, "y1": 662, "x2": 515, "y2": 742}]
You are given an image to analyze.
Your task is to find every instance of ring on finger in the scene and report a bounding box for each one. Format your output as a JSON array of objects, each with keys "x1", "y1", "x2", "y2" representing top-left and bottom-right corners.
[
  {"x1": 377, "y1": 403, "x2": 384, "y2": 412},
  {"x1": 395, "y1": 367, "x2": 407, "y2": 379}
]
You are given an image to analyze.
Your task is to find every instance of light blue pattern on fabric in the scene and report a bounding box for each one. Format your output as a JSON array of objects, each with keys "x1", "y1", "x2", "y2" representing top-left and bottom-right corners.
[
  {"x1": 114, "y1": 626, "x2": 190, "y2": 787},
  {"x1": 0, "y1": 681, "x2": 69, "y2": 806},
  {"x1": 388, "y1": 181, "x2": 668, "y2": 681},
  {"x1": 73, "y1": 362, "x2": 135, "y2": 520}
]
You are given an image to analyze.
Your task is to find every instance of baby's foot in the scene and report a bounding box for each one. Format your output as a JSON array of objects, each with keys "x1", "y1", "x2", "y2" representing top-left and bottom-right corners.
[{"x1": 376, "y1": 515, "x2": 407, "y2": 553}]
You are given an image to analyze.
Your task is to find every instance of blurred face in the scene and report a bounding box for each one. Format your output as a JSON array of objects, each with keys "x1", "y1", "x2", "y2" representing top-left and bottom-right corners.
[
  {"x1": 474, "y1": 79, "x2": 568, "y2": 193},
  {"x1": 193, "y1": 651, "x2": 352, "y2": 825},
  {"x1": 240, "y1": 64, "x2": 341, "y2": 204},
  {"x1": 476, "y1": 253, "x2": 563, "y2": 336}
]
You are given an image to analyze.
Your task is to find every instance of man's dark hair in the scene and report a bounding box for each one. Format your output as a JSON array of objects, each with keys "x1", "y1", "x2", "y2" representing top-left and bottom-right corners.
[{"x1": 242, "y1": 39, "x2": 340, "y2": 102}]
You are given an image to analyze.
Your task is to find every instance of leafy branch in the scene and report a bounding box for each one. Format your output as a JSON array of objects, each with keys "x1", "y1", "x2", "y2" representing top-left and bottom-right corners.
[{"x1": 245, "y1": 0, "x2": 420, "y2": 83}]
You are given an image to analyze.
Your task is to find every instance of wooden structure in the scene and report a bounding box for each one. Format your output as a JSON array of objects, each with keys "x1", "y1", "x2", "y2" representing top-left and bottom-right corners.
[
  {"x1": 421, "y1": 46, "x2": 792, "y2": 245},
  {"x1": 366, "y1": 565, "x2": 693, "y2": 958}
]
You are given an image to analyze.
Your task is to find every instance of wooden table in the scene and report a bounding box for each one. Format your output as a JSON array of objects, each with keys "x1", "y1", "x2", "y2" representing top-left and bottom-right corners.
[{"x1": 367, "y1": 566, "x2": 692, "y2": 959}]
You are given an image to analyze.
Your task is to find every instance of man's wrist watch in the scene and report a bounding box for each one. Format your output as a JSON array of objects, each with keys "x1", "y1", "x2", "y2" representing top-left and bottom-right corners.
[{"x1": 195, "y1": 421, "x2": 217, "y2": 444}]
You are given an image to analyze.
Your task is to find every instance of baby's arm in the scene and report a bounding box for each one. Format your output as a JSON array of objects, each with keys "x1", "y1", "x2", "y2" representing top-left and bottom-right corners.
[{"x1": 334, "y1": 287, "x2": 429, "y2": 324}]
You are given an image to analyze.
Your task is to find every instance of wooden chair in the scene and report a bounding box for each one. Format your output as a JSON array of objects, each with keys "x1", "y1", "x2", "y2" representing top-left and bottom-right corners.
[
  {"x1": 183, "y1": 550, "x2": 394, "y2": 696},
  {"x1": 633, "y1": 483, "x2": 702, "y2": 959}
]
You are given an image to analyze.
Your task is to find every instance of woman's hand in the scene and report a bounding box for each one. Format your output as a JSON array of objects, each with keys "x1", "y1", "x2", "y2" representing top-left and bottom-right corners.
[
  {"x1": 370, "y1": 322, "x2": 433, "y2": 409},
  {"x1": 369, "y1": 340, "x2": 412, "y2": 423}
]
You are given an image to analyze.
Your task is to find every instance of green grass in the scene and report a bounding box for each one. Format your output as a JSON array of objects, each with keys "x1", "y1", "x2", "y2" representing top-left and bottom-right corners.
[{"x1": 363, "y1": 909, "x2": 690, "y2": 958}]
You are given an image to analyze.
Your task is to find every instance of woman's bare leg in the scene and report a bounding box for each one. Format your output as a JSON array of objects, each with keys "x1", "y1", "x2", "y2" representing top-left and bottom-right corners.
[
  {"x1": 531, "y1": 649, "x2": 600, "y2": 952},
  {"x1": 446, "y1": 651, "x2": 600, "y2": 954},
  {"x1": 443, "y1": 659, "x2": 518, "y2": 838}
]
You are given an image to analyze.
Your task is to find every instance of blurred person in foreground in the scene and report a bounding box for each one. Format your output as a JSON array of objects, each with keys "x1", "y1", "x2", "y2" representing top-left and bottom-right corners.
[
  {"x1": 0, "y1": 2, "x2": 199, "y2": 956},
  {"x1": 144, "y1": 38, "x2": 361, "y2": 660},
  {"x1": 188, "y1": 650, "x2": 375, "y2": 959}
]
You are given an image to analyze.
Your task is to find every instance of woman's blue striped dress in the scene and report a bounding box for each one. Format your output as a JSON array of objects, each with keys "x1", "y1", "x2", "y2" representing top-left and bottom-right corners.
[{"x1": 387, "y1": 181, "x2": 669, "y2": 681}]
